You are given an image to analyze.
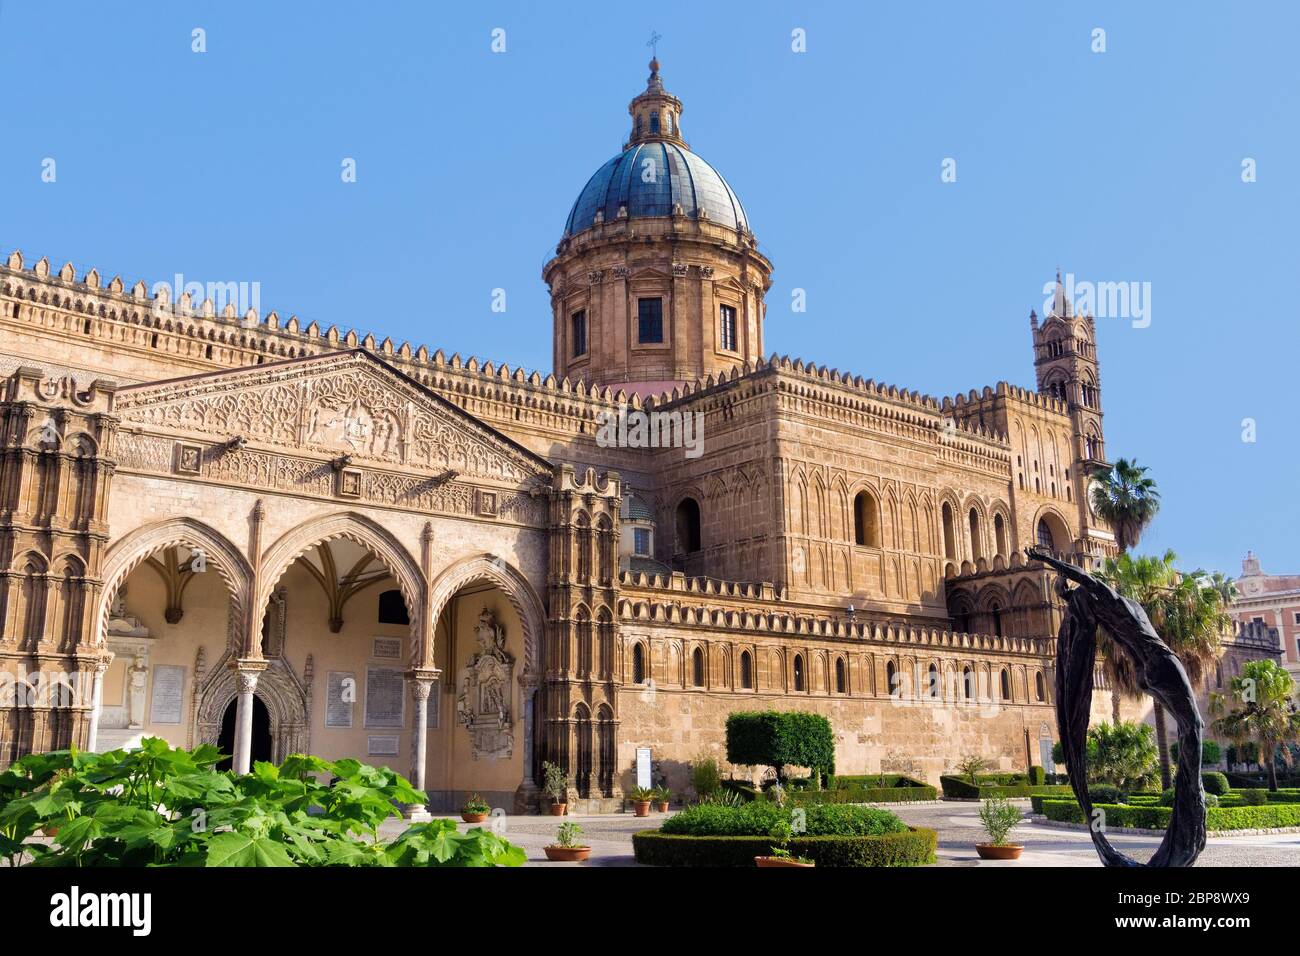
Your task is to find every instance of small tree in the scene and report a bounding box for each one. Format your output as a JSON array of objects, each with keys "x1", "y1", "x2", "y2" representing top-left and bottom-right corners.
[
  {"x1": 690, "y1": 752, "x2": 722, "y2": 802},
  {"x1": 1211, "y1": 659, "x2": 1300, "y2": 792},
  {"x1": 725, "y1": 711, "x2": 834, "y2": 783},
  {"x1": 956, "y1": 754, "x2": 991, "y2": 785}
]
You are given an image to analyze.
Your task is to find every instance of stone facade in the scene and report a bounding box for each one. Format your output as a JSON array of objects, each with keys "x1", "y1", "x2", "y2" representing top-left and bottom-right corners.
[{"x1": 0, "y1": 59, "x2": 1144, "y2": 809}]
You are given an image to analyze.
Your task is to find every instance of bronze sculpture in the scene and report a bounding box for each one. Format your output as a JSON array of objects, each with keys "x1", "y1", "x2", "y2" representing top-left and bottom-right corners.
[{"x1": 1026, "y1": 547, "x2": 1206, "y2": 867}]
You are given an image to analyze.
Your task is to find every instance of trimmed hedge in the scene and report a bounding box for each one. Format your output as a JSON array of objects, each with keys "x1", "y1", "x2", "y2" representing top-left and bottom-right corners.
[
  {"x1": 1201, "y1": 772, "x2": 1231, "y2": 796},
  {"x1": 790, "y1": 784, "x2": 937, "y2": 805},
  {"x1": 632, "y1": 827, "x2": 937, "y2": 867},
  {"x1": 661, "y1": 801, "x2": 908, "y2": 837},
  {"x1": 941, "y1": 776, "x2": 1074, "y2": 800},
  {"x1": 726, "y1": 711, "x2": 835, "y2": 778},
  {"x1": 1040, "y1": 799, "x2": 1300, "y2": 831}
]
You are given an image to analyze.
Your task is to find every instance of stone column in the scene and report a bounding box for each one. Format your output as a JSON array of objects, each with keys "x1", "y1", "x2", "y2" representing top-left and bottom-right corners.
[
  {"x1": 230, "y1": 659, "x2": 267, "y2": 775},
  {"x1": 404, "y1": 668, "x2": 438, "y2": 822},
  {"x1": 84, "y1": 654, "x2": 112, "y2": 752},
  {"x1": 512, "y1": 678, "x2": 540, "y2": 813}
]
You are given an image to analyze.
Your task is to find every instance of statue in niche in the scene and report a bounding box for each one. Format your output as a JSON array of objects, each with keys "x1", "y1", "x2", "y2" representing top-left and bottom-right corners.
[{"x1": 456, "y1": 607, "x2": 515, "y2": 760}]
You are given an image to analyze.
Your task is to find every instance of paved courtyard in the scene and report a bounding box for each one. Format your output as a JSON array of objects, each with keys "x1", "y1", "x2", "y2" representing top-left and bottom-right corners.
[{"x1": 390, "y1": 800, "x2": 1300, "y2": 867}]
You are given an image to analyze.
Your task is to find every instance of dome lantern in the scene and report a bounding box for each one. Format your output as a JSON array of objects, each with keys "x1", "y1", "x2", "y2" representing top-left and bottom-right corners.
[{"x1": 625, "y1": 57, "x2": 687, "y2": 150}]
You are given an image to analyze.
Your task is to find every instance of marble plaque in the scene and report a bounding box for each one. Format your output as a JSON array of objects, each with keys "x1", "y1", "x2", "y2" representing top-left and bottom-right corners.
[
  {"x1": 149, "y1": 665, "x2": 186, "y2": 725},
  {"x1": 365, "y1": 666, "x2": 405, "y2": 728},
  {"x1": 325, "y1": 671, "x2": 355, "y2": 728},
  {"x1": 372, "y1": 637, "x2": 401, "y2": 660},
  {"x1": 367, "y1": 735, "x2": 400, "y2": 757}
]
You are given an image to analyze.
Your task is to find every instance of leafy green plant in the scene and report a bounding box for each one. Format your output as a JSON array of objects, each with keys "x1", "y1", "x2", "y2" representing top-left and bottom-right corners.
[
  {"x1": 1211, "y1": 660, "x2": 1300, "y2": 791},
  {"x1": 653, "y1": 786, "x2": 672, "y2": 804},
  {"x1": 767, "y1": 819, "x2": 795, "y2": 859},
  {"x1": 553, "y1": 821, "x2": 585, "y2": 848},
  {"x1": 1086, "y1": 721, "x2": 1160, "y2": 793},
  {"x1": 0, "y1": 739, "x2": 524, "y2": 867},
  {"x1": 956, "y1": 754, "x2": 991, "y2": 784},
  {"x1": 628, "y1": 786, "x2": 655, "y2": 802},
  {"x1": 725, "y1": 711, "x2": 835, "y2": 782},
  {"x1": 461, "y1": 793, "x2": 491, "y2": 815},
  {"x1": 542, "y1": 761, "x2": 568, "y2": 802},
  {"x1": 977, "y1": 797, "x2": 1023, "y2": 847},
  {"x1": 690, "y1": 753, "x2": 722, "y2": 801}
]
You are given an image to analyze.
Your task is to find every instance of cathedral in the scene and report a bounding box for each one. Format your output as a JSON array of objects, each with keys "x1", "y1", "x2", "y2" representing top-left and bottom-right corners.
[{"x1": 0, "y1": 59, "x2": 1130, "y2": 811}]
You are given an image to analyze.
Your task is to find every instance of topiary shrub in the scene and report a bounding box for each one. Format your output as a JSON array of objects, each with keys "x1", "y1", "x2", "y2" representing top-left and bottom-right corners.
[
  {"x1": 1087, "y1": 784, "x2": 1126, "y2": 805},
  {"x1": 1027, "y1": 765, "x2": 1046, "y2": 786},
  {"x1": 1201, "y1": 772, "x2": 1230, "y2": 796},
  {"x1": 661, "y1": 801, "x2": 908, "y2": 837},
  {"x1": 1237, "y1": 788, "x2": 1268, "y2": 806},
  {"x1": 725, "y1": 711, "x2": 835, "y2": 781}
]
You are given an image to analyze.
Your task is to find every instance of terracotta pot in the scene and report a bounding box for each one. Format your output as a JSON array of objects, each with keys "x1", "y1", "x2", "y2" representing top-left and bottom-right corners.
[
  {"x1": 755, "y1": 856, "x2": 815, "y2": 868},
  {"x1": 544, "y1": 845, "x2": 591, "y2": 862},
  {"x1": 461, "y1": 812, "x2": 489, "y2": 824},
  {"x1": 549, "y1": 802, "x2": 567, "y2": 816},
  {"x1": 656, "y1": 801, "x2": 670, "y2": 812},
  {"x1": 975, "y1": 843, "x2": 1023, "y2": 860},
  {"x1": 632, "y1": 800, "x2": 651, "y2": 817},
  {"x1": 41, "y1": 824, "x2": 60, "y2": 838}
]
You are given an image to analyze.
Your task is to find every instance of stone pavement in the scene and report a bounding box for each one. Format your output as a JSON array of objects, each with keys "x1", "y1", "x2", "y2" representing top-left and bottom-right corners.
[{"x1": 386, "y1": 799, "x2": 1300, "y2": 867}]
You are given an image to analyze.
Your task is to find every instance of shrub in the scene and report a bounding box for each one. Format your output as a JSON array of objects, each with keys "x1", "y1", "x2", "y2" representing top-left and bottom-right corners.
[
  {"x1": 660, "y1": 801, "x2": 906, "y2": 838},
  {"x1": 1157, "y1": 789, "x2": 1216, "y2": 807},
  {"x1": 725, "y1": 711, "x2": 835, "y2": 780},
  {"x1": 1027, "y1": 765, "x2": 1046, "y2": 786},
  {"x1": 1201, "y1": 772, "x2": 1230, "y2": 796},
  {"x1": 1170, "y1": 740, "x2": 1224, "y2": 767},
  {"x1": 956, "y1": 754, "x2": 991, "y2": 784},
  {"x1": 1088, "y1": 784, "x2": 1127, "y2": 806},
  {"x1": 631, "y1": 828, "x2": 937, "y2": 867},
  {"x1": 1039, "y1": 799, "x2": 1300, "y2": 831},
  {"x1": 690, "y1": 754, "x2": 722, "y2": 801},
  {"x1": 940, "y1": 776, "x2": 1073, "y2": 799},
  {"x1": 789, "y1": 782, "x2": 938, "y2": 805},
  {"x1": 978, "y1": 797, "x2": 1023, "y2": 846},
  {"x1": 0, "y1": 739, "x2": 525, "y2": 867},
  {"x1": 1237, "y1": 789, "x2": 1268, "y2": 806},
  {"x1": 1088, "y1": 721, "x2": 1159, "y2": 793}
]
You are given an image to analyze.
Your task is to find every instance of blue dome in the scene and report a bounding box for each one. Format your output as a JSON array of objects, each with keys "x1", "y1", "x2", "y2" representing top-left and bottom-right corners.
[{"x1": 564, "y1": 142, "x2": 748, "y2": 237}]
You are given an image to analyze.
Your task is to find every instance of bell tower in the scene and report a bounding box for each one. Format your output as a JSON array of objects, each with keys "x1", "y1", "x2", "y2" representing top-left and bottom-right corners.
[{"x1": 543, "y1": 58, "x2": 772, "y2": 395}]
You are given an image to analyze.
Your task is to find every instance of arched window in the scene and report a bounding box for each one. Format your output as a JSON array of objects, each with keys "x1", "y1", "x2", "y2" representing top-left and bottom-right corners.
[
  {"x1": 632, "y1": 643, "x2": 646, "y2": 685},
  {"x1": 377, "y1": 589, "x2": 409, "y2": 625},
  {"x1": 1000, "y1": 668, "x2": 1011, "y2": 700},
  {"x1": 835, "y1": 657, "x2": 847, "y2": 694},
  {"x1": 1036, "y1": 518, "x2": 1056, "y2": 552},
  {"x1": 927, "y1": 663, "x2": 940, "y2": 699},
  {"x1": 692, "y1": 647, "x2": 705, "y2": 687},
  {"x1": 793, "y1": 654, "x2": 805, "y2": 692},
  {"x1": 854, "y1": 491, "x2": 881, "y2": 547},
  {"x1": 968, "y1": 508, "x2": 982, "y2": 560},
  {"x1": 675, "y1": 497, "x2": 701, "y2": 553},
  {"x1": 1035, "y1": 672, "x2": 1046, "y2": 702},
  {"x1": 941, "y1": 502, "x2": 956, "y2": 559},
  {"x1": 993, "y1": 513, "x2": 1007, "y2": 557},
  {"x1": 963, "y1": 667, "x2": 975, "y2": 700},
  {"x1": 740, "y1": 650, "x2": 753, "y2": 689},
  {"x1": 649, "y1": 110, "x2": 660, "y2": 134},
  {"x1": 990, "y1": 602, "x2": 1003, "y2": 637},
  {"x1": 886, "y1": 660, "x2": 898, "y2": 697}
]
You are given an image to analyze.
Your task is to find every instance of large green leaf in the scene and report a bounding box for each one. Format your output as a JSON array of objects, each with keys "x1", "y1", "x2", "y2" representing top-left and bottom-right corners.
[{"x1": 204, "y1": 832, "x2": 296, "y2": 867}]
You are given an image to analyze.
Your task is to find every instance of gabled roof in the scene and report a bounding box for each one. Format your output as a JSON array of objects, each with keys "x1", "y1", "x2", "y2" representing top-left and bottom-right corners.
[{"x1": 115, "y1": 348, "x2": 554, "y2": 482}]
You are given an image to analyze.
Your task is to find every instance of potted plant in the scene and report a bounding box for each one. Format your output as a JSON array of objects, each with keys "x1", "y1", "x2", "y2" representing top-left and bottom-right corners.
[
  {"x1": 543, "y1": 820, "x2": 591, "y2": 862},
  {"x1": 628, "y1": 786, "x2": 654, "y2": 817},
  {"x1": 976, "y1": 796, "x2": 1024, "y2": 860},
  {"x1": 755, "y1": 820, "x2": 814, "y2": 868},
  {"x1": 654, "y1": 786, "x2": 672, "y2": 812},
  {"x1": 542, "y1": 760, "x2": 568, "y2": 816},
  {"x1": 461, "y1": 793, "x2": 491, "y2": 824}
]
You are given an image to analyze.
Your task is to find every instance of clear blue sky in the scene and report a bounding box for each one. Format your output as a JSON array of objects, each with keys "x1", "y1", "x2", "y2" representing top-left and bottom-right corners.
[{"x1": 2, "y1": 1, "x2": 1295, "y2": 576}]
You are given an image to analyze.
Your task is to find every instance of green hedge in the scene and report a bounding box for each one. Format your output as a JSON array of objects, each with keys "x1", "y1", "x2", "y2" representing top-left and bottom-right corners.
[
  {"x1": 941, "y1": 776, "x2": 1074, "y2": 799},
  {"x1": 1040, "y1": 799, "x2": 1300, "y2": 831},
  {"x1": 632, "y1": 827, "x2": 937, "y2": 867},
  {"x1": 661, "y1": 801, "x2": 908, "y2": 837},
  {"x1": 790, "y1": 784, "x2": 937, "y2": 805},
  {"x1": 725, "y1": 711, "x2": 835, "y2": 778}
]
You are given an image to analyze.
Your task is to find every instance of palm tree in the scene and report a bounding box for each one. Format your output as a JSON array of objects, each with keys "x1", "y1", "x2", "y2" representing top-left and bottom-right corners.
[
  {"x1": 1094, "y1": 550, "x2": 1231, "y2": 789},
  {"x1": 1089, "y1": 458, "x2": 1161, "y2": 723},
  {"x1": 1211, "y1": 660, "x2": 1300, "y2": 791},
  {"x1": 1090, "y1": 458, "x2": 1161, "y2": 553}
]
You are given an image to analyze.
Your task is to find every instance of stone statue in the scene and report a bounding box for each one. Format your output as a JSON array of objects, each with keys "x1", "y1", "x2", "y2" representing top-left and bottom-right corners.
[
  {"x1": 1026, "y1": 547, "x2": 1206, "y2": 867},
  {"x1": 456, "y1": 607, "x2": 515, "y2": 760}
]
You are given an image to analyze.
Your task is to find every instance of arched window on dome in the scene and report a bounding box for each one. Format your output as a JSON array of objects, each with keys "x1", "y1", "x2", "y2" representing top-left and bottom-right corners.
[
  {"x1": 650, "y1": 111, "x2": 660, "y2": 134},
  {"x1": 570, "y1": 309, "x2": 587, "y2": 358}
]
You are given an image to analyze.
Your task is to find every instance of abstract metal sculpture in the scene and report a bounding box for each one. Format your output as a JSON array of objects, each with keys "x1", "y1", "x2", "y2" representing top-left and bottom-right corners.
[{"x1": 1027, "y1": 547, "x2": 1206, "y2": 867}]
